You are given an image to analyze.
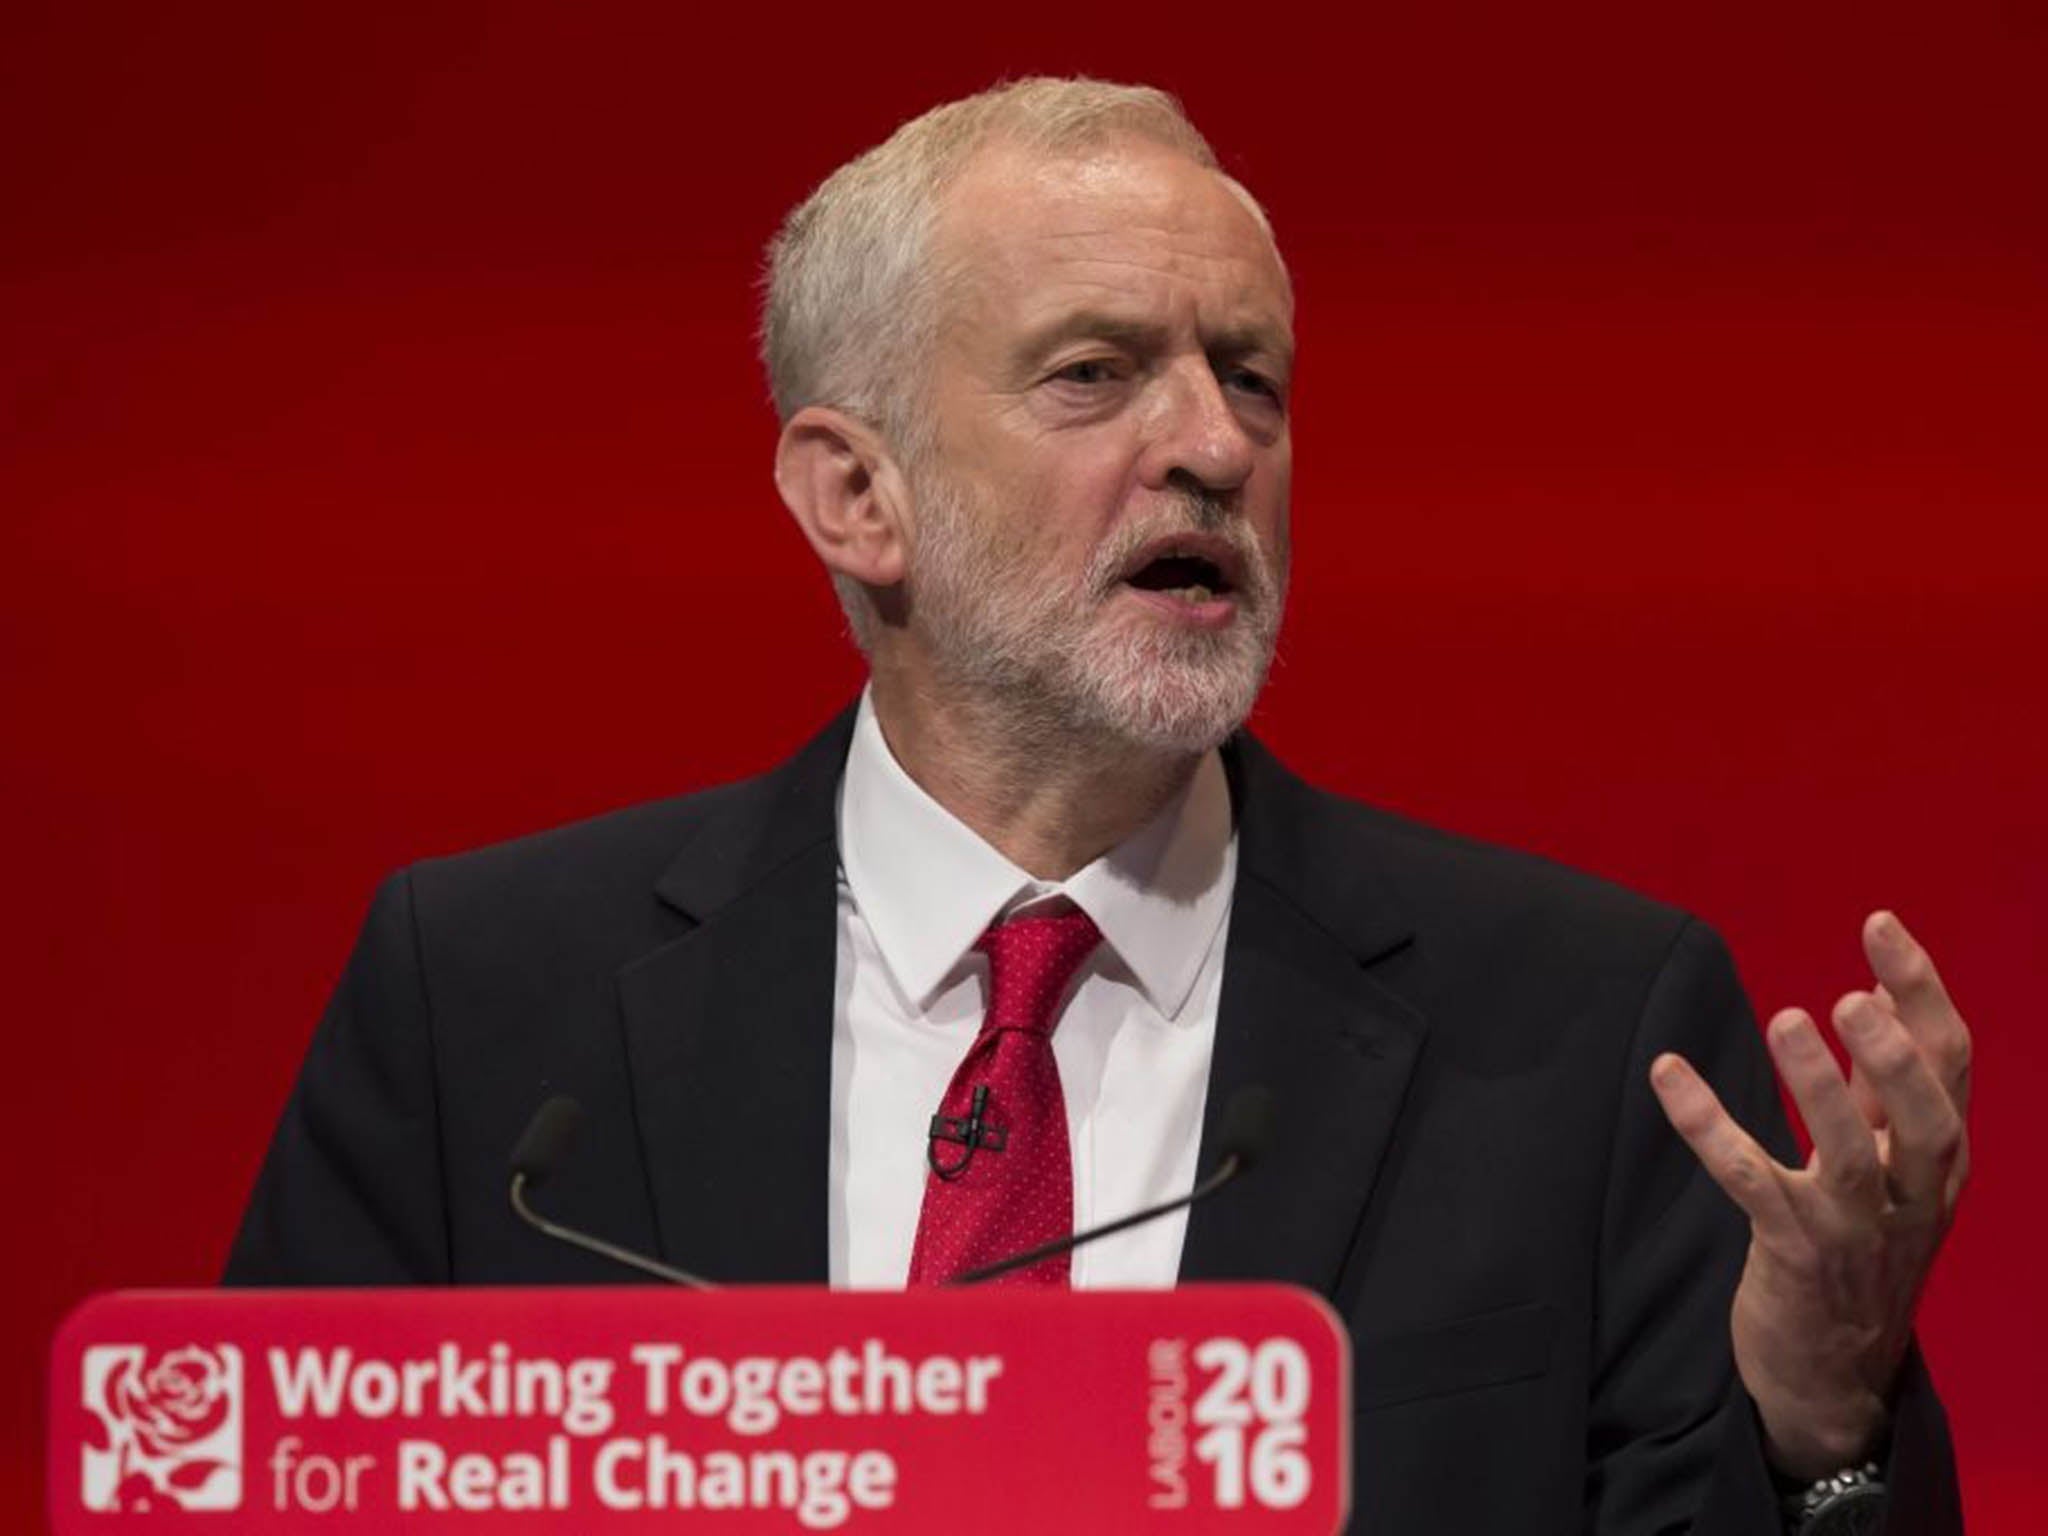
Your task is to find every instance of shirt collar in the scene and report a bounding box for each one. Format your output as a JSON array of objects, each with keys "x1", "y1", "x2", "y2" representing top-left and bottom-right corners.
[{"x1": 837, "y1": 690, "x2": 1236, "y2": 1019}]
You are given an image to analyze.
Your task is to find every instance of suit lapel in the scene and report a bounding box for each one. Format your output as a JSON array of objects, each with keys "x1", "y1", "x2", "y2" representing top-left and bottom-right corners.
[
  {"x1": 1180, "y1": 736, "x2": 1429, "y2": 1292},
  {"x1": 615, "y1": 709, "x2": 855, "y2": 1284},
  {"x1": 611, "y1": 712, "x2": 1426, "y2": 1292}
]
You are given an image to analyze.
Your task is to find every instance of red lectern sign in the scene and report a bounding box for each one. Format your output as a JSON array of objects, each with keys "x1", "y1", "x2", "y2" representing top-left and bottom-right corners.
[{"x1": 50, "y1": 1286, "x2": 1349, "y2": 1531}]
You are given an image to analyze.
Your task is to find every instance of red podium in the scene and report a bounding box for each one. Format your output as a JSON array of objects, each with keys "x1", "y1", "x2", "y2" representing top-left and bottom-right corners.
[{"x1": 50, "y1": 1286, "x2": 1350, "y2": 1531}]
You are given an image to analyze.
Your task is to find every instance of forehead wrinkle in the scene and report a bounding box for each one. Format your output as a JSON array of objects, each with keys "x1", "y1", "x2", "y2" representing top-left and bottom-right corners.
[
  {"x1": 945, "y1": 135, "x2": 1282, "y2": 247},
  {"x1": 1013, "y1": 205, "x2": 1292, "y2": 320},
  {"x1": 1006, "y1": 237, "x2": 1289, "y2": 319},
  {"x1": 1023, "y1": 264, "x2": 1293, "y2": 355},
  {"x1": 933, "y1": 141, "x2": 1294, "y2": 366},
  {"x1": 1017, "y1": 205, "x2": 1278, "y2": 268}
]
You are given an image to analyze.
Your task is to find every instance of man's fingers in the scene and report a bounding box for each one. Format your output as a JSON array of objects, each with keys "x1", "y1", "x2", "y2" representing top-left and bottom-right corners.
[
  {"x1": 1847, "y1": 1057, "x2": 1889, "y2": 1133},
  {"x1": 1650, "y1": 1052, "x2": 1795, "y2": 1231},
  {"x1": 1765, "y1": 1009, "x2": 1883, "y2": 1207},
  {"x1": 1851, "y1": 991, "x2": 1898, "y2": 1131},
  {"x1": 1834, "y1": 990, "x2": 1967, "y2": 1211},
  {"x1": 1864, "y1": 911, "x2": 1972, "y2": 1116}
]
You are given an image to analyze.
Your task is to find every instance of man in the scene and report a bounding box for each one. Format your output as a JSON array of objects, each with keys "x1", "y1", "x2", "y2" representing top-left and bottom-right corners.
[{"x1": 228, "y1": 80, "x2": 1969, "y2": 1532}]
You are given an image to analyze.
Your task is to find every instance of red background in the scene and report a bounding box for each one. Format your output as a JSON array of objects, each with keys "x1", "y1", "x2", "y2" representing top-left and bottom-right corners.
[{"x1": 4, "y1": 2, "x2": 2042, "y2": 1526}]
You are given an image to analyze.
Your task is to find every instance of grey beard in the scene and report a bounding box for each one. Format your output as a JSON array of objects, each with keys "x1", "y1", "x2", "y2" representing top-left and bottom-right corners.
[{"x1": 905, "y1": 477, "x2": 1286, "y2": 758}]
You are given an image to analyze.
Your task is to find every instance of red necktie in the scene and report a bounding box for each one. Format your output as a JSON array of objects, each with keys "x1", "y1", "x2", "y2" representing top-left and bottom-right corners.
[{"x1": 906, "y1": 909, "x2": 1101, "y2": 1287}]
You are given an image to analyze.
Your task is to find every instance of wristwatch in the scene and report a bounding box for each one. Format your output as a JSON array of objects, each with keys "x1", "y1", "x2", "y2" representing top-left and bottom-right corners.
[{"x1": 1783, "y1": 1462, "x2": 1886, "y2": 1535}]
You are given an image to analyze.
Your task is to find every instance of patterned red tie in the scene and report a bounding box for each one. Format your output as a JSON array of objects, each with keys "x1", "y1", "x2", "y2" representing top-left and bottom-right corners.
[{"x1": 906, "y1": 909, "x2": 1101, "y2": 1287}]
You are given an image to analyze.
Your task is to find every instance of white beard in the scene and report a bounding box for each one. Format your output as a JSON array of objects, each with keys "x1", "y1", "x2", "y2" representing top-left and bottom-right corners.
[{"x1": 903, "y1": 469, "x2": 1287, "y2": 756}]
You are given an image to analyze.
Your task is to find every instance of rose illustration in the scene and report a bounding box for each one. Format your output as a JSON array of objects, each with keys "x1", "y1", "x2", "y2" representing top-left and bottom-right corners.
[{"x1": 109, "y1": 1346, "x2": 232, "y2": 1459}]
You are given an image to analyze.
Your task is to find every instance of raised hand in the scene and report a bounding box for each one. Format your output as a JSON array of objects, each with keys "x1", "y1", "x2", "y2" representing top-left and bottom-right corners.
[{"x1": 1649, "y1": 911, "x2": 1970, "y2": 1478}]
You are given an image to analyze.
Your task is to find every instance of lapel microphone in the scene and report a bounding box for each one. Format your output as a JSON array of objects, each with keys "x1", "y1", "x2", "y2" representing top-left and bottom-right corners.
[
  {"x1": 949, "y1": 1083, "x2": 1276, "y2": 1286},
  {"x1": 508, "y1": 1095, "x2": 718, "y2": 1289}
]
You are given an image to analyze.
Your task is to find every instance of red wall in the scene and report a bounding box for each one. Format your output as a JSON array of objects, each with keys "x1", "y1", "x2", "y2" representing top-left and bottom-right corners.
[{"x1": 5, "y1": 3, "x2": 2042, "y2": 1525}]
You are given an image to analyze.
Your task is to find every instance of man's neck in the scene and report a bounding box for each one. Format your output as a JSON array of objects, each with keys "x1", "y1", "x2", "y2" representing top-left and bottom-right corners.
[{"x1": 868, "y1": 671, "x2": 1202, "y2": 882}]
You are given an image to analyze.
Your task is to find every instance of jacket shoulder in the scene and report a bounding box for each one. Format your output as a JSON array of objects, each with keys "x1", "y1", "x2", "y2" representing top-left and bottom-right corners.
[
  {"x1": 394, "y1": 766, "x2": 787, "y2": 982},
  {"x1": 1245, "y1": 734, "x2": 1688, "y2": 922},
  {"x1": 408, "y1": 704, "x2": 856, "y2": 930},
  {"x1": 1234, "y1": 735, "x2": 1712, "y2": 1010},
  {"x1": 414, "y1": 773, "x2": 763, "y2": 896},
  {"x1": 1349, "y1": 793, "x2": 1689, "y2": 938}
]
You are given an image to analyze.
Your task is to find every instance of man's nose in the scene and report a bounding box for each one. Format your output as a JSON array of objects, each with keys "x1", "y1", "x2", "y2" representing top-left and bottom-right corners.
[{"x1": 1137, "y1": 359, "x2": 1258, "y2": 496}]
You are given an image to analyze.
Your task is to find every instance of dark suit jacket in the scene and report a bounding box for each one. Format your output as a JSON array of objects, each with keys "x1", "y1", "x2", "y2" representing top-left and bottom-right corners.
[{"x1": 226, "y1": 708, "x2": 1961, "y2": 1532}]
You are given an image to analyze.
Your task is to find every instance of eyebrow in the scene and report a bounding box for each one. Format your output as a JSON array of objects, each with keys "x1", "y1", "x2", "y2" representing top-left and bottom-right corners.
[{"x1": 1012, "y1": 309, "x2": 1294, "y2": 374}]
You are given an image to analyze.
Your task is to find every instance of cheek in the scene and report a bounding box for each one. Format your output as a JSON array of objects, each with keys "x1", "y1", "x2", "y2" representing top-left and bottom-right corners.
[
  {"x1": 1253, "y1": 454, "x2": 1292, "y2": 541},
  {"x1": 1008, "y1": 449, "x2": 1135, "y2": 557}
]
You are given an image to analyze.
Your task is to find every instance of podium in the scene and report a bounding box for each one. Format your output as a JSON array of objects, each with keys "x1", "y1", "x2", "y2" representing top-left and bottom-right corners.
[{"x1": 50, "y1": 1285, "x2": 1350, "y2": 1531}]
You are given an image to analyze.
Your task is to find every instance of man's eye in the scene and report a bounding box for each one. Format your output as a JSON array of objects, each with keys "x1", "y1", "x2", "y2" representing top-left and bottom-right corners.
[
  {"x1": 1224, "y1": 367, "x2": 1282, "y2": 402},
  {"x1": 1051, "y1": 359, "x2": 1119, "y2": 386}
]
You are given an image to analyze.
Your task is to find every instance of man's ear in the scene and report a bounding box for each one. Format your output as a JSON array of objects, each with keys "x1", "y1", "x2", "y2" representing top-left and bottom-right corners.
[{"x1": 773, "y1": 406, "x2": 911, "y2": 590}]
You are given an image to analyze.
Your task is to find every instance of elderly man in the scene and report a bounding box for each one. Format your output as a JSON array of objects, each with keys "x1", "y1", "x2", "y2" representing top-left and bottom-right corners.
[{"x1": 228, "y1": 79, "x2": 1968, "y2": 1532}]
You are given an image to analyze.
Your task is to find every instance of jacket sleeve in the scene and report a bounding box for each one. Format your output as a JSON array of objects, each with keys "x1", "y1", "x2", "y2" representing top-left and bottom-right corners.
[
  {"x1": 222, "y1": 870, "x2": 451, "y2": 1284},
  {"x1": 1588, "y1": 920, "x2": 1962, "y2": 1534}
]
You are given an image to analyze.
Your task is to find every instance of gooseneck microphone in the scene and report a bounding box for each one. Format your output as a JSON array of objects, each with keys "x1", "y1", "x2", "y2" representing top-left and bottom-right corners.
[
  {"x1": 949, "y1": 1083, "x2": 1276, "y2": 1286},
  {"x1": 507, "y1": 1096, "x2": 717, "y2": 1289},
  {"x1": 508, "y1": 1085, "x2": 1274, "y2": 1290}
]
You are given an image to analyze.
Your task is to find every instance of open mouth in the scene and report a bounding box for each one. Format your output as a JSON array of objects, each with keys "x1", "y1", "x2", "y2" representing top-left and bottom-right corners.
[{"x1": 1121, "y1": 547, "x2": 1237, "y2": 604}]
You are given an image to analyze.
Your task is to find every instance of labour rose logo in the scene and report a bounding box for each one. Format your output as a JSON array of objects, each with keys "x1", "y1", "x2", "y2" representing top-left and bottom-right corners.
[{"x1": 81, "y1": 1344, "x2": 244, "y2": 1511}]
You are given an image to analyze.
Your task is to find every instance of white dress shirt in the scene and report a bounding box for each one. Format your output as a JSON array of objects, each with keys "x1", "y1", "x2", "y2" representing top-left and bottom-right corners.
[{"x1": 829, "y1": 692, "x2": 1237, "y2": 1289}]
